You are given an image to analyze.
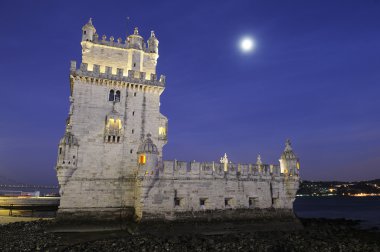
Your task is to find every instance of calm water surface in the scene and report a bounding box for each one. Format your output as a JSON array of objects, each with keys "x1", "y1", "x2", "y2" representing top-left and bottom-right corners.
[{"x1": 294, "y1": 196, "x2": 380, "y2": 228}]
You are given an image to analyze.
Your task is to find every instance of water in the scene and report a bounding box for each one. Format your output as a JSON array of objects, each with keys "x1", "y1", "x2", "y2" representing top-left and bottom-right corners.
[
  {"x1": 1, "y1": 196, "x2": 379, "y2": 228},
  {"x1": 0, "y1": 197, "x2": 59, "y2": 219},
  {"x1": 0, "y1": 187, "x2": 59, "y2": 196},
  {"x1": 294, "y1": 196, "x2": 380, "y2": 228}
]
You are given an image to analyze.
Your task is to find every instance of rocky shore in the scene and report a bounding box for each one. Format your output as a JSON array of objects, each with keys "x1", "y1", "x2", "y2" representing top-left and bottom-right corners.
[{"x1": 0, "y1": 218, "x2": 379, "y2": 251}]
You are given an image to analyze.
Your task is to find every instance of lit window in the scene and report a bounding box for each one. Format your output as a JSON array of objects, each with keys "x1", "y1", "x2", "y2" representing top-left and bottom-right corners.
[
  {"x1": 296, "y1": 162, "x2": 300, "y2": 169},
  {"x1": 105, "y1": 117, "x2": 122, "y2": 143},
  {"x1": 159, "y1": 127, "x2": 166, "y2": 136},
  {"x1": 139, "y1": 154, "x2": 146, "y2": 164}
]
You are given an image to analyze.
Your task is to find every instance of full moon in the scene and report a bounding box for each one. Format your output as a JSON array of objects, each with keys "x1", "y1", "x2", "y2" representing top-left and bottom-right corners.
[{"x1": 240, "y1": 37, "x2": 255, "y2": 52}]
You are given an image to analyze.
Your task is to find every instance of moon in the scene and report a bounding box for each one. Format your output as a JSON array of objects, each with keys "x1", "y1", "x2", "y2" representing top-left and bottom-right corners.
[{"x1": 240, "y1": 37, "x2": 255, "y2": 52}]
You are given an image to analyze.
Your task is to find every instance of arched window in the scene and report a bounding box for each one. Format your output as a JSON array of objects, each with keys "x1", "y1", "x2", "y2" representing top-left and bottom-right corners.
[
  {"x1": 115, "y1": 90, "x2": 121, "y2": 102},
  {"x1": 109, "y1": 90, "x2": 115, "y2": 101}
]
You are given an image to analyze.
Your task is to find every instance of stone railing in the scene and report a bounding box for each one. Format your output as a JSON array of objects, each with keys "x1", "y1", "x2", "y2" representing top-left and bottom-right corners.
[
  {"x1": 157, "y1": 160, "x2": 283, "y2": 179},
  {"x1": 70, "y1": 61, "x2": 165, "y2": 87}
]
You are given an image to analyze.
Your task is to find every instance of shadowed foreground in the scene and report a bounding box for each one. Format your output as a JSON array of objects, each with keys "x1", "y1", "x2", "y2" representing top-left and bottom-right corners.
[{"x1": 0, "y1": 218, "x2": 379, "y2": 251}]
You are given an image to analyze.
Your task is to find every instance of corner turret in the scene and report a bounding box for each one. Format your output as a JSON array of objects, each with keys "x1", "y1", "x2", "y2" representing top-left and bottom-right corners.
[
  {"x1": 127, "y1": 27, "x2": 144, "y2": 50},
  {"x1": 279, "y1": 139, "x2": 300, "y2": 176},
  {"x1": 137, "y1": 133, "x2": 159, "y2": 176},
  {"x1": 82, "y1": 18, "x2": 96, "y2": 42},
  {"x1": 147, "y1": 31, "x2": 159, "y2": 54},
  {"x1": 56, "y1": 126, "x2": 79, "y2": 195}
]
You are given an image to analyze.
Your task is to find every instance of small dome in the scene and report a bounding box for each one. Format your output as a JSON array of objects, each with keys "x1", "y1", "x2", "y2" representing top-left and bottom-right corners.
[
  {"x1": 82, "y1": 18, "x2": 96, "y2": 32},
  {"x1": 59, "y1": 131, "x2": 79, "y2": 146},
  {"x1": 137, "y1": 134, "x2": 158, "y2": 154},
  {"x1": 280, "y1": 139, "x2": 297, "y2": 160}
]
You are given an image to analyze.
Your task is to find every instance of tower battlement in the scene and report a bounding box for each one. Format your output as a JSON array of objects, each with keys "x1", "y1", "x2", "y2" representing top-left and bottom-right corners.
[
  {"x1": 80, "y1": 19, "x2": 160, "y2": 84},
  {"x1": 84, "y1": 30, "x2": 157, "y2": 53},
  {"x1": 70, "y1": 61, "x2": 165, "y2": 87}
]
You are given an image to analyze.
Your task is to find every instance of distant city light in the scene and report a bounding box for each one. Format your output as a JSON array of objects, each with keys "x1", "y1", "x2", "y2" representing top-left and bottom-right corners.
[{"x1": 240, "y1": 37, "x2": 255, "y2": 52}]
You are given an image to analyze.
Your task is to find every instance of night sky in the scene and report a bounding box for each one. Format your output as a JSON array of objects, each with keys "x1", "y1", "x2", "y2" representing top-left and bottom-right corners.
[{"x1": 0, "y1": 1, "x2": 379, "y2": 185}]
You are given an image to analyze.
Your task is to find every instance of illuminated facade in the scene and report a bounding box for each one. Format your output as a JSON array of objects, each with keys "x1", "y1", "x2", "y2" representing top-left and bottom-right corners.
[{"x1": 56, "y1": 19, "x2": 300, "y2": 222}]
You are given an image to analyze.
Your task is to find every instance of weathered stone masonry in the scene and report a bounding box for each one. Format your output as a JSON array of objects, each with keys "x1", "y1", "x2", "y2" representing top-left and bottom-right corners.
[{"x1": 56, "y1": 19, "x2": 300, "y2": 222}]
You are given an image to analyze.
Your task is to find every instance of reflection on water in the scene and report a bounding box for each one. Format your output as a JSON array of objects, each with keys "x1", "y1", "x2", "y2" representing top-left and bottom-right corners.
[{"x1": 294, "y1": 196, "x2": 380, "y2": 228}]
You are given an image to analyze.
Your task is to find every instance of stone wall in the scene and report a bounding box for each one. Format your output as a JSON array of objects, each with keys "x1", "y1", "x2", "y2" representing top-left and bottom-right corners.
[
  {"x1": 135, "y1": 160, "x2": 299, "y2": 221},
  {"x1": 57, "y1": 60, "x2": 167, "y2": 215}
]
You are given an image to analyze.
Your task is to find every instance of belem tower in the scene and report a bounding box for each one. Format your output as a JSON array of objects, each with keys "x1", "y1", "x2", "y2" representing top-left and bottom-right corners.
[{"x1": 56, "y1": 19, "x2": 300, "y2": 222}]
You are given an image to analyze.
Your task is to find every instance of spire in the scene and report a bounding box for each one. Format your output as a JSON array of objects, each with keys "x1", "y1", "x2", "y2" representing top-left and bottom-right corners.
[
  {"x1": 285, "y1": 139, "x2": 292, "y2": 151},
  {"x1": 256, "y1": 154, "x2": 263, "y2": 165},
  {"x1": 134, "y1": 27, "x2": 139, "y2": 35},
  {"x1": 220, "y1": 153, "x2": 229, "y2": 172},
  {"x1": 83, "y1": 18, "x2": 95, "y2": 29},
  {"x1": 150, "y1": 30, "x2": 156, "y2": 38}
]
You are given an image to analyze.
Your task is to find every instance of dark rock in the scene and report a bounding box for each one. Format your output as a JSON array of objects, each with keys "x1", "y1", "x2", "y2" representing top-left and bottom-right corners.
[{"x1": 0, "y1": 218, "x2": 379, "y2": 251}]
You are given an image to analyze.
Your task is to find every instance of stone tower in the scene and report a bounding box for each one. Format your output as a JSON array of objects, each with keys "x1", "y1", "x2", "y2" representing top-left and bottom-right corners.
[
  {"x1": 56, "y1": 18, "x2": 300, "y2": 224},
  {"x1": 56, "y1": 19, "x2": 167, "y2": 220}
]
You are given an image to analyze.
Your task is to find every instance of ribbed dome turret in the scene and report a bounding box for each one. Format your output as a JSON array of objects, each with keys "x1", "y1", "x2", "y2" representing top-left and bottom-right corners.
[
  {"x1": 127, "y1": 27, "x2": 143, "y2": 50},
  {"x1": 137, "y1": 134, "x2": 158, "y2": 154},
  {"x1": 280, "y1": 139, "x2": 297, "y2": 160}
]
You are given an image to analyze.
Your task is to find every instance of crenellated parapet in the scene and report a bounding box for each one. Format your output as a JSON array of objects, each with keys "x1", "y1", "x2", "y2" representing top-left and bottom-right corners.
[
  {"x1": 88, "y1": 33, "x2": 155, "y2": 53},
  {"x1": 70, "y1": 61, "x2": 165, "y2": 87},
  {"x1": 82, "y1": 18, "x2": 158, "y2": 54},
  {"x1": 150, "y1": 160, "x2": 284, "y2": 180}
]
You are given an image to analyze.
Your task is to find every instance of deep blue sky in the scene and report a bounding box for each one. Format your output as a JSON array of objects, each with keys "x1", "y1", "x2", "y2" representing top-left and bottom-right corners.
[{"x1": 0, "y1": 0, "x2": 379, "y2": 185}]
